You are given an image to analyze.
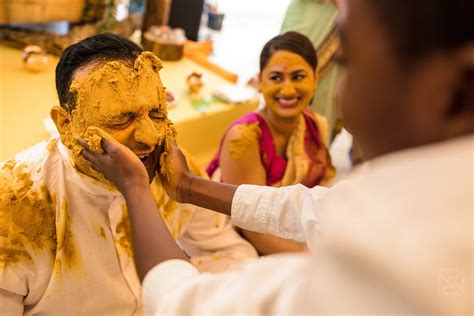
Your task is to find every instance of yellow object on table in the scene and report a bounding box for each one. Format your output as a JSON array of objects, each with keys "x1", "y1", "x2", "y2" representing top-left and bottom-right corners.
[
  {"x1": 0, "y1": 45, "x2": 258, "y2": 166},
  {"x1": 0, "y1": 0, "x2": 85, "y2": 24}
]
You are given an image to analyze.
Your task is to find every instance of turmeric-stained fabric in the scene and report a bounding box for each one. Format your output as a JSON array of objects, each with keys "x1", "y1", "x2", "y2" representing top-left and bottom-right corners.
[{"x1": 0, "y1": 138, "x2": 257, "y2": 315}]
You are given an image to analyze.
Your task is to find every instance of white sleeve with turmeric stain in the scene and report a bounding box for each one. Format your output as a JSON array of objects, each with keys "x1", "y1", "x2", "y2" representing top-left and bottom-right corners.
[
  {"x1": 0, "y1": 142, "x2": 57, "y2": 312},
  {"x1": 219, "y1": 123, "x2": 267, "y2": 186},
  {"x1": 0, "y1": 287, "x2": 24, "y2": 314},
  {"x1": 0, "y1": 259, "x2": 27, "y2": 314}
]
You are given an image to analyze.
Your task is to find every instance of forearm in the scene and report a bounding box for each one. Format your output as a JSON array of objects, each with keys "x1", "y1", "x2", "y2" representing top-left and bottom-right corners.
[
  {"x1": 123, "y1": 186, "x2": 189, "y2": 281},
  {"x1": 240, "y1": 229, "x2": 306, "y2": 256},
  {"x1": 178, "y1": 174, "x2": 237, "y2": 216}
]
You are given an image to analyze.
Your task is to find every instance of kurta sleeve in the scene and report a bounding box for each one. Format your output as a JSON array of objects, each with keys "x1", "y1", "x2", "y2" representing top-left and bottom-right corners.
[
  {"x1": 0, "y1": 289, "x2": 24, "y2": 315},
  {"x1": 231, "y1": 184, "x2": 329, "y2": 243},
  {"x1": 0, "y1": 265, "x2": 26, "y2": 315}
]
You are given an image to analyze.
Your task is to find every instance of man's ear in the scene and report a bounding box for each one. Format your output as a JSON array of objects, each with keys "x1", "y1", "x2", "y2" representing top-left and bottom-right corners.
[
  {"x1": 50, "y1": 106, "x2": 71, "y2": 135},
  {"x1": 445, "y1": 44, "x2": 474, "y2": 135}
]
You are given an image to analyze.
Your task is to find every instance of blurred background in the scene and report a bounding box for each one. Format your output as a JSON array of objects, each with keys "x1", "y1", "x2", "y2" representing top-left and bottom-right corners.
[{"x1": 0, "y1": 0, "x2": 352, "y2": 174}]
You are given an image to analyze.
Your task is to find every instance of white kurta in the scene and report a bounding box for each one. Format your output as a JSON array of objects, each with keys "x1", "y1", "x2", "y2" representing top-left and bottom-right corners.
[
  {"x1": 0, "y1": 138, "x2": 257, "y2": 315},
  {"x1": 142, "y1": 135, "x2": 473, "y2": 315}
]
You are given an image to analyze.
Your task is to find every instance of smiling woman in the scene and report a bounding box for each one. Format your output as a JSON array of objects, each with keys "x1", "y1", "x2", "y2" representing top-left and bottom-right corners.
[{"x1": 206, "y1": 31, "x2": 335, "y2": 255}]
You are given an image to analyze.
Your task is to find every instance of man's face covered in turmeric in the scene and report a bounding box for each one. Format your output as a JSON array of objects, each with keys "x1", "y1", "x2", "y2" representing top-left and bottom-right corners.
[{"x1": 60, "y1": 52, "x2": 175, "y2": 185}]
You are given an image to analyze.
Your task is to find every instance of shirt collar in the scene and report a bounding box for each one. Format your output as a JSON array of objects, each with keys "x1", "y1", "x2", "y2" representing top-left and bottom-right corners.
[{"x1": 56, "y1": 139, "x2": 122, "y2": 197}]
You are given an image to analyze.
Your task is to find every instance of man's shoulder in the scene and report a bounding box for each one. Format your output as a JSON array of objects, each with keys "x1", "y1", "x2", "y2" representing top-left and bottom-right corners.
[
  {"x1": 6, "y1": 138, "x2": 58, "y2": 163},
  {"x1": 1, "y1": 138, "x2": 61, "y2": 176},
  {"x1": 0, "y1": 140, "x2": 58, "y2": 279}
]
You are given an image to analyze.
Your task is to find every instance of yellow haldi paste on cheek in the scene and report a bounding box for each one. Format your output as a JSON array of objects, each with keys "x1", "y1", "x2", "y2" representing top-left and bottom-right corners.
[
  {"x1": 0, "y1": 161, "x2": 57, "y2": 268},
  {"x1": 81, "y1": 126, "x2": 117, "y2": 155},
  {"x1": 83, "y1": 128, "x2": 105, "y2": 154},
  {"x1": 158, "y1": 123, "x2": 176, "y2": 180},
  {"x1": 62, "y1": 52, "x2": 176, "y2": 185}
]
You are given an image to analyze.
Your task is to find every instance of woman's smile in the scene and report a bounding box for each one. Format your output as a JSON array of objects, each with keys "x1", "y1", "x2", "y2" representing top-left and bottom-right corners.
[{"x1": 275, "y1": 96, "x2": 301, "y2": 109}]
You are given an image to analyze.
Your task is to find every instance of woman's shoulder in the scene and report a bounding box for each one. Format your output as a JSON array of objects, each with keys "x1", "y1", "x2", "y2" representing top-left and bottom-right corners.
[
  {"x1": 222, "y1": 113, "x2": 264, "y2": 162},
  {"x1": 232, "y1": 111, "x2": 264, "y2": 126},
  {"x1": 225, "y1": 120, "x2": 262, "y2": 147},
  {"x1": 226, "y1": 112, "x2": 264, "y2": 141},
  {"x1": 207, "y1": 112, "x2": 265, "y2": 177}
]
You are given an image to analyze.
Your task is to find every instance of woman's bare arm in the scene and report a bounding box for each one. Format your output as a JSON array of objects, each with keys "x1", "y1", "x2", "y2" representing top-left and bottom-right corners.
[{"x1": 217, "y1": 125, "x2": 306, "y2": 255}]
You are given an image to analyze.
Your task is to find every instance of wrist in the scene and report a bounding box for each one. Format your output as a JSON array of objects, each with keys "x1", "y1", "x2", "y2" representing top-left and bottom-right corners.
[
  {"x1": 121, "y1": 182, "x2": 150, "y2": 200},
  {"x1": 176, "y1": 172, "x2": 195, "y2": 203}
]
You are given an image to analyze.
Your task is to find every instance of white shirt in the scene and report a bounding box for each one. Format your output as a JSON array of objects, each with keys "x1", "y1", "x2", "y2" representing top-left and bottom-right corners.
[
  {"x1": 0, "y1": 138, "x2": 257, "y2": 315},
  {"x1": 143, "y1": 135, "x2": 473, "y2": 315}
]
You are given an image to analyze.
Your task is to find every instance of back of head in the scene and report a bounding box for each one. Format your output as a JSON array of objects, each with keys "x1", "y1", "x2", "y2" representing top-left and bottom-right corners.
[
  {"x1": 338, "y1": 0, "x2": 473, "y2": 159},
  {"x1": 260, "y1": 31, "x2": 318, "y2": 73},
  {"x1": 368, "y1": 0, "x2": 474, "y2": 126},
  {"x1": 56, "y1": 33, "x2": 143, "y2": 112},
  {"x1": 367, "y1": 0, "x2": 474, "y2": 64}
]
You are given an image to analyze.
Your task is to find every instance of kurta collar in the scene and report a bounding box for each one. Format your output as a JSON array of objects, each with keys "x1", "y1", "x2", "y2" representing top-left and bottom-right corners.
[{"x1": 56, "y1": 139, "x2": 122, "y2": 197}]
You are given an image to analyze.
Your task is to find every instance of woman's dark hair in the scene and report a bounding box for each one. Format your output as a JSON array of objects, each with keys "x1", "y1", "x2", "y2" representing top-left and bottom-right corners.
[
  {"x1": 260, "y1": 31, "x2": 318, "y2": 73},
  {"x1": 55, "y1": 33, "x2": 143, "y2": 112},
  {"x1": 367, "y1": 0, "x2": 474, "y2": 63}
]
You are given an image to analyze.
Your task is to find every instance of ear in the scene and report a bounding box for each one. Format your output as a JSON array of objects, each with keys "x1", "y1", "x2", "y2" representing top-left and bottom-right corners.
[
  {"x1": 50, "y1": 106, "x2": 71, "y2": 135},
  {"x1": 255, "y1": 75, "x2": 262, "y2": 92},
  {"x1": 248, "y1": 74, "x2": 261, "y2": 92},
  {"x1": 445, "y1": 44, "x2": 474, "y2": 136}
]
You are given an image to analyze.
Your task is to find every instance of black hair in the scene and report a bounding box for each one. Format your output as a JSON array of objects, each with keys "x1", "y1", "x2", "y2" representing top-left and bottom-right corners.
[
  {"x1": 260, "y1": 31, "x2": 318, "y2": 73},
  {"x1": 367, "y1": 0, "x2": 474, "y2": 63},
  {"x1": 55, "y1": 33, "x2": 143, "y2": 112}
]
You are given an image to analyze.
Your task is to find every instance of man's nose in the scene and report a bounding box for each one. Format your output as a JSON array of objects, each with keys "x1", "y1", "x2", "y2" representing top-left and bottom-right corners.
[{"x1": 134, "y1": 117, "x2": 160, "y2": 148}]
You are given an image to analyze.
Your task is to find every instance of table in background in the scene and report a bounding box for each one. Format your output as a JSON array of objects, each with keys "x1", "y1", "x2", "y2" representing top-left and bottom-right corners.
[{"x1": 0, "y1": 45, "x2": 258, "y2": 166}]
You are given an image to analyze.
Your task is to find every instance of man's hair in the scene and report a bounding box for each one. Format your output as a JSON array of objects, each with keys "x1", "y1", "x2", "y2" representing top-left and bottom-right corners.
[
  {"x1": 260, "y1": 31, "x2": 318, "y2": 73},
  {"x1": 368, "y1": 0, "x2": 474, "y2": 63},
  {"x1": 56, "y1": 33, "x2": 143, "y2": 112}
]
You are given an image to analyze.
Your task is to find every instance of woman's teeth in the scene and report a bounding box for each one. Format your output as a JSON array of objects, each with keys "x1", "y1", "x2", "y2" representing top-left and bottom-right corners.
[{"x1": 277, "y1": 98, "x2": 299, "y2": 108}]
